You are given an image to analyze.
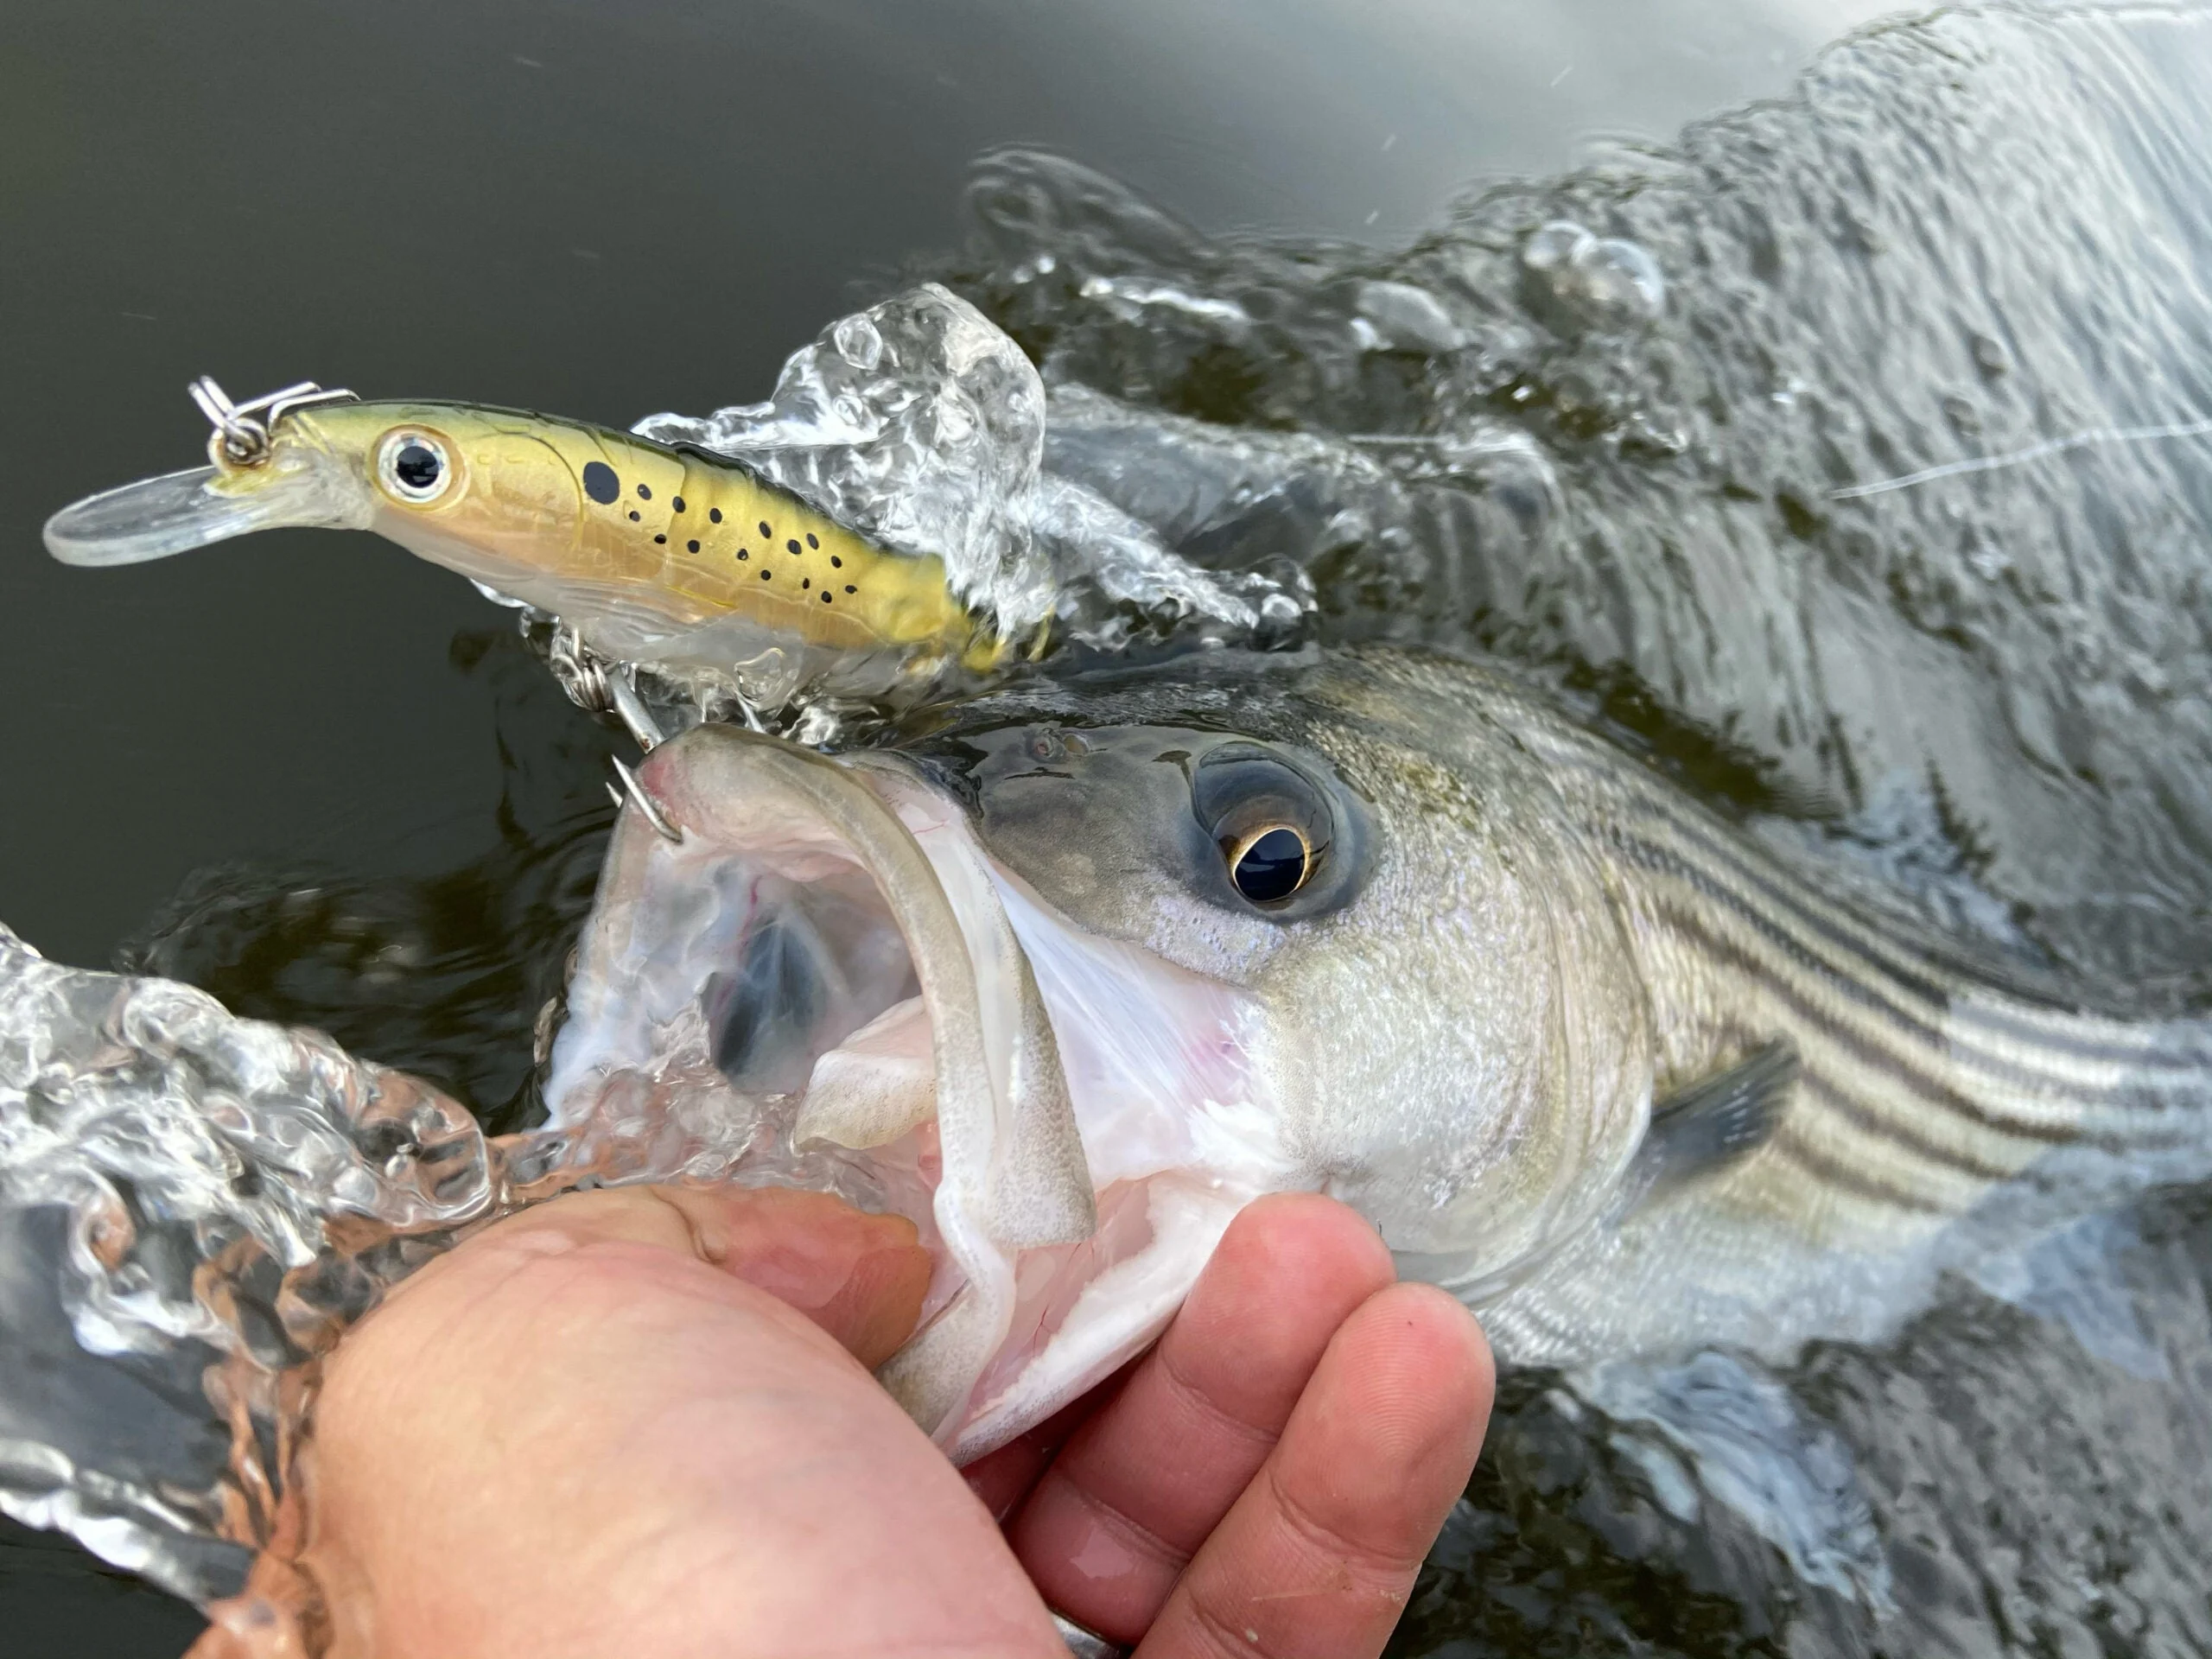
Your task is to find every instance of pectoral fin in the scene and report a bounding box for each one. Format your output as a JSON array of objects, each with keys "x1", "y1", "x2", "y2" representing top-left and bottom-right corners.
[{"x1": 1628, "y1": 1040, "x2": 1798, "y2": 1208}]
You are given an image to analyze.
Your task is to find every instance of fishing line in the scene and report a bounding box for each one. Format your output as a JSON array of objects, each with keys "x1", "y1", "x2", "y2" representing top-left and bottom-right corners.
[
  {"x1": 1357, "y1": 416, "x2": 2212, "y2": 504},
  {"x1": 1829, "y1": 416, "x2": 2212, "y2": 499}
]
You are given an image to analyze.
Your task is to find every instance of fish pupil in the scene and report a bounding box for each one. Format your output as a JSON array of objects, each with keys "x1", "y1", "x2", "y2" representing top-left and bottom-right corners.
[
  {"x1": 1230, "y1": 827, "x2": 1308, "y2": 903},
  {"x1": 393, "y1": 443, "x2": 442, "y2": 492}
]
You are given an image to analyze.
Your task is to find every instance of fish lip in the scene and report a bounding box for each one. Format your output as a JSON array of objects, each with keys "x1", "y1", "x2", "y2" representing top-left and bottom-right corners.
[
  {"x1": 831, "y1": 755, "x2": 1300, "y2": 1460},
  {"x1": 545, "y1": 726, "x2": 1294, "y2": 1458}
]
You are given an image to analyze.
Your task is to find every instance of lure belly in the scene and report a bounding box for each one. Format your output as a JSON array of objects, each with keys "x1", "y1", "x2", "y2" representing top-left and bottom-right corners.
[{"x1": 43, "y1": 379, "x2": 1014, "y2": 694}]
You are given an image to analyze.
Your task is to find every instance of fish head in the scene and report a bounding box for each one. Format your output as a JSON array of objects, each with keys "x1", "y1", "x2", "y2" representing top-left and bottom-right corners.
[
  {"x1": 545, "y1": 650, "x2": 1653, "y2": 1461},
  {"x1": 917, "y1": 651, "x2": 1656, "y2": 1298}
]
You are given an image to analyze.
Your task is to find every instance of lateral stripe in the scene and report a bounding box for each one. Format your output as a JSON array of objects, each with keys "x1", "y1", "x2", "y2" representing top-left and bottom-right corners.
[
  {"x1": 1649, "y1": 898, "x2": 2098, "y2": 1141},
  {"x1": 1527, "y1": 724, "x2": 2170, "y2": 1066},
  {"x1": 1764, "y1": 1128, "x2": 1961, "y2": 1217},
  {"x1": 1624, "y1": 834, "x2": 2147, "y2": 1108},
  {"x1": 1616, "y1": 790, "x2": 2169, "y2": 1062}
]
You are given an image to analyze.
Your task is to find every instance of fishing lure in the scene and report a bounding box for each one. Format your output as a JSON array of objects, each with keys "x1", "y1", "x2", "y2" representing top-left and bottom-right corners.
[{"x1": 43, "y1": 378, "x2": 1019, "y2": 693}]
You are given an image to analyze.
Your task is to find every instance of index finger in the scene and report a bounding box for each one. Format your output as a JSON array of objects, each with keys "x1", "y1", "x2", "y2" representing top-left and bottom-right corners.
[
  {"x1": 1137, "y1": 1283, "x2": 1492, "y2": 1659},
  {"x1": 1006, "y1": 1193, "x2": 1396, "y2": 1643}
]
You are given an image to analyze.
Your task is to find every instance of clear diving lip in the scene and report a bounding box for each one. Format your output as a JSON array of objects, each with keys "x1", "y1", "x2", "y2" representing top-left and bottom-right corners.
[{"x1": 42, "y1": 459, "x2": 372, "y2": 568}]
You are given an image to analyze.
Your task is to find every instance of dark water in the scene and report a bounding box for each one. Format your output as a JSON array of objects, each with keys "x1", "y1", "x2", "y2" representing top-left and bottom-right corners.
[{"x1": 8, "y1": 0, "x2": 2212, "y2": 1653}]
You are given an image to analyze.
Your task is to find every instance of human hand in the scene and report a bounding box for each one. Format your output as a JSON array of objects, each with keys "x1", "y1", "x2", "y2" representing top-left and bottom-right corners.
[
  {"x1": 193, "y1": 1185, "x2": 1491, "y2": 1659},
  {"x1": 966, "y1": 1192, "x2": 1494, "y2": 1656}
]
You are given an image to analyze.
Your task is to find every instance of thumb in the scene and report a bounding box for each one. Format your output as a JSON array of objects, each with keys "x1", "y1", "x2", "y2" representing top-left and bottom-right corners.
[
  {"x1": 479, "y1": 1184, "x2": 932, "y2": 1368},
  {"x1": 651, "y1": 1184, "x2": 931, "y2": 1368}
]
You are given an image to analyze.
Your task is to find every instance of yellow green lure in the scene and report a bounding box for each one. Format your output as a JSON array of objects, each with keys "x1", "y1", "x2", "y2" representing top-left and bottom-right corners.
[{"x1": 44, "y1": 378, "x2": 1017, "y2": 687}]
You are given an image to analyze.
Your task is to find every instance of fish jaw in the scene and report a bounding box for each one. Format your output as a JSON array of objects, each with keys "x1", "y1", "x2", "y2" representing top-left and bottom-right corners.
[
  {"x1": 858, "y1": 762, "x2": 1301, "y2": 1459},
  {"x1": 543, "y1": 727, "x2": 1299, "y2": 1457}
]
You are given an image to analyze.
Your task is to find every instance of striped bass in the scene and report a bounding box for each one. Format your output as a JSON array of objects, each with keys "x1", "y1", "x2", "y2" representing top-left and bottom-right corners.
[{"x1": 543, "y1": 645, "x2": 2212, "y2": 1455}]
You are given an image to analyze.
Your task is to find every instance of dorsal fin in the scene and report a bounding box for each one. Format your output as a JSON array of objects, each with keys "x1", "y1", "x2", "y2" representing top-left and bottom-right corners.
[{"x1": 1628, "y1": 1040, "x2": 1799, "y2": 1209}]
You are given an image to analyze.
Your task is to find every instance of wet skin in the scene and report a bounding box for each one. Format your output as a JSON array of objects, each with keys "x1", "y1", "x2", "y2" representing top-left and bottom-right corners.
[{"x1": 191, "y1": 1187, "x2": 1491, "y2": 1659}]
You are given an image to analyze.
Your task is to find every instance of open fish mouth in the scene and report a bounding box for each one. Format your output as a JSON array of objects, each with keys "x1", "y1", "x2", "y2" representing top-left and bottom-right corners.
[{"x1": 541, "y1": 725, "x2": 1294, "y2": 1459}]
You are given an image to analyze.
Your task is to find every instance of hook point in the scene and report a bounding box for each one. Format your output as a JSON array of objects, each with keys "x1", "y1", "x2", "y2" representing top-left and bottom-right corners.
[{"x1": 611, "y1": 757, "x2": 683, "y2": 843}]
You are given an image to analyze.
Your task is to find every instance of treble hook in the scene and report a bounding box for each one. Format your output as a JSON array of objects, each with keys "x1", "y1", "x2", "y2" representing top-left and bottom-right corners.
[
  {"x1": 188, "y1": 375, "x2": 359, "y2": 470},
  {"x1": 607, "y1": 757, "x2": 683, "y2": 843},
  {"x1": 607, "y1": 668, "x2": 670, "y2": 753}
]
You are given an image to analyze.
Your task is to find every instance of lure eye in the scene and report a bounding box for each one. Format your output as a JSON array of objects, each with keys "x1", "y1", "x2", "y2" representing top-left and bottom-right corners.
[
  {"x1": 1224, "y1": 823, "x2": 1313, "y2": 905},
  {"x1": 376, "y1": 429, "x2": 454, "y2": 504}
]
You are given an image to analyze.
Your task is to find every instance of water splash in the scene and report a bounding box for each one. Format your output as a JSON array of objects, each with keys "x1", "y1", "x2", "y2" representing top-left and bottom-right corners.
[
  {"x1": 631, "y1": 283, "x2": 1305, "y2": 652},
  {"x1": 0, "y1": 911, "x2": 842, "y2": 1604},
  {"x1": 0, "y1": 925, "x2": 496, "y2": 1600},
  {"x1": 940, "y1": 5, "x2": 2212, "y2": 993}
]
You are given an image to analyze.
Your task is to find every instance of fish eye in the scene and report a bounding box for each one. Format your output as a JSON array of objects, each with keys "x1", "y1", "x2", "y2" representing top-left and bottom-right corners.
[
  {"x1": 375, "y1": 429, "x2": 454, "y2": 504},
  {"x1": 1225, "y1": 823, "x2": 1313, "y2": 904},
  {"x1": 1192, "y1": 744, "x2": 1338, "y2": 913}
]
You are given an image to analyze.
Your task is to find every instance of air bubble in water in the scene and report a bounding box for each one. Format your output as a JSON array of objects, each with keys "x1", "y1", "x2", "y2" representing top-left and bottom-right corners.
[
  {"x1": 1352, "y1": 280, "x2": 1466, "y2": 354},
  {"x1": 1522, "y1": 219, "x2": 1666, "y2": 330},
  {"x1": 833, "y1": 315, "x2": 884, "y2": 372}
]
